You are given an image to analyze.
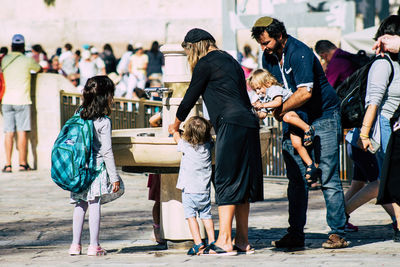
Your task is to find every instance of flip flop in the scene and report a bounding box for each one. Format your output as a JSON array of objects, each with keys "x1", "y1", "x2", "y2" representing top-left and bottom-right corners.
[
  {"x1": 201, "y1": 243, "x2": 237, "y2": 256},
  {"x1": 233, "y1": 244, "x2": 255, "y2": 255}
]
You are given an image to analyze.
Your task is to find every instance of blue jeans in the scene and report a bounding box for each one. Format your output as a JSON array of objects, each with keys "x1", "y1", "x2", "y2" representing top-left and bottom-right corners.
[
  {"x1": 376, "y1": 115, "x2": 392, "y2": 174},
  {"x1": 282, "y1": 110, "x2": 346, "y2": 238}
]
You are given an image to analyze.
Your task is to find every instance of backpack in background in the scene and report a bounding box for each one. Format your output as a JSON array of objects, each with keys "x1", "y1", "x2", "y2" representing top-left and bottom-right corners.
[
  {"x1": 51, "y1": 112, "x2": 101, "y2": 193},
  {"x1": 337, "y1": 50, "x2": 372, "y2": 70},
  {"x1": 336, "y1": 55, "x2": 394, "y2": 129}
]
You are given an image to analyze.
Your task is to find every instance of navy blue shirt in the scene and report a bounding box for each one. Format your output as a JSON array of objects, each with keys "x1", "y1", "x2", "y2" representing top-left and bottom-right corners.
[{"x1": 262, "y1": 35, "x2": 339, "y2": 135}]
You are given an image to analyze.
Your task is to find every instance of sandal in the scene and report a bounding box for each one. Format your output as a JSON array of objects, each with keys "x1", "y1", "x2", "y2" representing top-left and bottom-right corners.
[
  {"x1": 2, "y1": 165, "x2": 12, "y2": 173},
  {"x1": 187, "y1": 242, "x2": 205, "y2": 256},
  {"x1": 305, "y1": 163, "x2": 321, "y2": 188},
  {"x1": 303, "y1": 126, "x2": 315, "y2": 146},
  {"x1": 19, "y1": 164, "x2": 32, "y2": 171},
  {"x1": 201, "y1": 243, "x2": 237, "y2": 256}
]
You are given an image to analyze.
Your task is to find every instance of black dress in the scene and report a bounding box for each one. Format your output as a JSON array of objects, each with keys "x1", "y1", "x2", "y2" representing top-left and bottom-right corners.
[
  {"x1": 377, "y1": 129, "x2": 400, "y2": 205},
  {"x1": 176, "y1": 50, "x2": 263, "y2": 205}
]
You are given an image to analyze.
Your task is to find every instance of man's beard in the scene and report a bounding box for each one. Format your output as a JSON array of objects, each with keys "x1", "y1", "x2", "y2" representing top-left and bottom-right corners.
[{"x1": 271, "y1": 39, "x2": 283, "y2": 56}]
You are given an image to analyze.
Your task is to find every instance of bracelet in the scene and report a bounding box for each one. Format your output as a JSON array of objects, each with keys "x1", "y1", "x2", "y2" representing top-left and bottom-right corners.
[{"x1": 359, "y1": 133, "x2": 369, "y2": 138}]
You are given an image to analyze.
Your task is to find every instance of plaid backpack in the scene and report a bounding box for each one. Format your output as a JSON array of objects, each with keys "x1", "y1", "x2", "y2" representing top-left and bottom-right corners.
[{"x1": 51, "y1": 112, "x2": 100, "y2": 193}]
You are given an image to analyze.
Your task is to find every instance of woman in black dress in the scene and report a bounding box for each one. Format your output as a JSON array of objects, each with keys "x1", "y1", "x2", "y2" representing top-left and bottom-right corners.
[{"x1": 168, "y1": 28, "x2": 263, "y2": 254}]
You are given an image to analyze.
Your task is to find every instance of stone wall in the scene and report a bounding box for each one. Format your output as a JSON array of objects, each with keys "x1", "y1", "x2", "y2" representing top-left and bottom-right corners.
[{"x1": 0, "y1": 0, "x2": 222, "y2": 57}]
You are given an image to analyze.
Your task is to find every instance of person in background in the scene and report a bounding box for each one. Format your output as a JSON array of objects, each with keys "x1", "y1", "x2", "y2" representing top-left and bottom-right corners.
[
  {"x1": 117, "y1": 44, "x2": 134, "y2": 76},
  {"x1": 48, "y1": 56, "x2": 67, "y2": 76},
  {"x1": 31, "y1": 44, "x2": 48, "y2": 65},
  {"x1": 67, "y1": 73, "x2": 80, "y2": 91},
  {"x1": 78, "y1": 50, "x2": 97, "y2": 87},
  {"x1": 315, "y1": 40, "x2": 359, "y2": 89},
  {"x1": 128, "y1": 43, "x2": 148, "y2": 91},
  {"x1": 50, "y1": 47, "x2": 62, "y2": 63},
  {"x1": 59, "y1": 43, "x2": 77, "y2": 75},
  {"x1": 100, "y1": 44, "x2": 117, "y2": 74},
  {"x1": 1, "y1": 34, "x2": 41, "y2": 173},
  {"x1": 116, "y1": 44, "x2": 134, "y2": 98},
  {"x1": 316, "y1": 38, "x2": 397, "y2": 233},
  {"x1": 0, "y1": 47, "x2": 9, "y2": 61},
  {"x1": 241, "y1": 44, "x2": 258, "y2": 79},
  {"x1": 146, "y1": 41, "x2": 164, "y2": 78},
  {"x1": 90, "y1": 47, "x2": 106, "y2": 75}
]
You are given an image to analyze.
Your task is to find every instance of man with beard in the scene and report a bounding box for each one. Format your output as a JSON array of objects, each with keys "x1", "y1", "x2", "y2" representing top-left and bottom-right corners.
[{"x1": 251, "y1": 17, "x2": 348, "y2": 249}]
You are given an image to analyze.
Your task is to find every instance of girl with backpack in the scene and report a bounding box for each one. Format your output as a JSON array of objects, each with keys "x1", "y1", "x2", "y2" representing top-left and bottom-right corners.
[{"x1": 68, "y1": 76, "x2": 124, "y2": 256}]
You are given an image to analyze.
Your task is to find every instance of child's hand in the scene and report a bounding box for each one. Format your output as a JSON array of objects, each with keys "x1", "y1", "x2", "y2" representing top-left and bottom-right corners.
[
  {"x1": 112, "y1": 181, "x2": 120, "y2": 193},
  {"x1": 257, "y1": 111, "x2": 267, "y2": 119},
  {"x1": 253, "y1": 102, "x2": 264, "y2": 110}
]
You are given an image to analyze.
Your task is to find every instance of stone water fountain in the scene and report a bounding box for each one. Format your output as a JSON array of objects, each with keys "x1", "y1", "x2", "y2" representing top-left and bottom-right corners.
[{"x1": 111, "y1": 44, "x2": 271, "y2": 242}]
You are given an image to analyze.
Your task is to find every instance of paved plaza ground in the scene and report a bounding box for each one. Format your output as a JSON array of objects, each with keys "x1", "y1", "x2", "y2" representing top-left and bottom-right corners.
[{"x1": 1, "y1": 170, "x2": 399, "y2": 266}]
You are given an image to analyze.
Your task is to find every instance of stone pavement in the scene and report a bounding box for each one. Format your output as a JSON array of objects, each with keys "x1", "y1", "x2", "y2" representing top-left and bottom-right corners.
[{"x1": 1, "y1": 170, "x2": 399, "y2": 266}]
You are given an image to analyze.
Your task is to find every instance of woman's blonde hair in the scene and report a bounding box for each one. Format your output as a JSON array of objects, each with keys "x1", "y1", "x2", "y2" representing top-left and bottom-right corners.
[
  {"x1": 182, "y1": 116, "x2": 212, "y2": 146},
  {"x1": 181, "y1": 40, "x2": 218, "y2": 72},
  {"x1": 248, "y1": 69, "x2": 281, "y2": 90}
]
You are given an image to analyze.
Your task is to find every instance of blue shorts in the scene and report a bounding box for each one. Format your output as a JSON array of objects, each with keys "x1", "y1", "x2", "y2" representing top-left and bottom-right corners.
[
  {"x1": 2, "y1": 104, "x2": 31, "y2": 132},
  {"x1": 181, "y1": 191, "x2": 212, "y2": 219}
]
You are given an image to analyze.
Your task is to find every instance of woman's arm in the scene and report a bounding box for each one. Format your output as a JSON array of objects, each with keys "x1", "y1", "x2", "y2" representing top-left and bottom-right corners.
[
  {"x1": 358, "y1": 104, "x2": 378, "y2": 151},
  {"x1": 175, "y1": 59, "x2": 210, "y2": 122},
  {"x1": 168, "y1": 117, "x2": 182, "y2": 135}
]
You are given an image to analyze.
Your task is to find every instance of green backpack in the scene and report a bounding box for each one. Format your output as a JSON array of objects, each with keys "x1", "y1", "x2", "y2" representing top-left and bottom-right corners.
[{"x1": 51, "y1": 112, "x2": 101, "y2": 193}]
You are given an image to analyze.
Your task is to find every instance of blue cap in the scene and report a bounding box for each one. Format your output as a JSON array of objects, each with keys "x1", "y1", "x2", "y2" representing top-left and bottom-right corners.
[{"x1": 12, "y1": 34, "x2": 25, "y2": 44}]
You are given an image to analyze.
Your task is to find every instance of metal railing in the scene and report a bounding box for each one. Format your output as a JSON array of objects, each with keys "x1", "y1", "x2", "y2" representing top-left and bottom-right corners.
[
  {"x1": 60, "y1": 91, "x2": 162, "y2": 130},
  {"x1": 60, "y1": 91, "x2": 352, "y2": 180},
  {"x1": 262, "y1": 115, "x2": 352, "y2": 181}
]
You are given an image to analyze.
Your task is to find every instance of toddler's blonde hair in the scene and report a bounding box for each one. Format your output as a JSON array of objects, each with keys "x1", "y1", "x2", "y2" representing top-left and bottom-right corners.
[
  {"x1": 182, "y1": 116, "x2": 212, "y2": 146},
  {"x1": 248, "y1": 69, "x2": 281, "y2": 90}
]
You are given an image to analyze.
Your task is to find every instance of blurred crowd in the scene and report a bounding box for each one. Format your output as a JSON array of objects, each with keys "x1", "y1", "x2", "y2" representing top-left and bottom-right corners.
[{"x1": 0, "y1": 41, "x2": 165, "y2": 100}]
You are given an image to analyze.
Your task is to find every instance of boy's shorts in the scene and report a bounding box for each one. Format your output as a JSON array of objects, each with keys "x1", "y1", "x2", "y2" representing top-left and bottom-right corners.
[
  {"x1": 181, "y1": 191, "x2": 212, "y2": 219},
  {"x1": 2, "y1": 104, "x2": 31, "y2": 132}
]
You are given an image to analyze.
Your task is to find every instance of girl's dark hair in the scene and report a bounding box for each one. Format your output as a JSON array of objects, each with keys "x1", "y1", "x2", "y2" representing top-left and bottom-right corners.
[
  {"x1": 375, "y1": 15, "x2": 400, "y2": 40},
  {"x1": 251, "y1": 18, "x2": 287, "y2": 41},
  {"x1": 103, "y1": 43, "x2": 113, "y2": 54},
  {"x1": 182, "y1": 116, "x2": 212, "y2": 146},
  {"x1": 127, "y1": 44, "x2": 134, "y2": 52},
  {"x1": 150, "y1": 41, "x2": 159, "y2": 54},
  {"x1": 32, "y1": 44, "x2": 46, "y2": 55},
  {"x1": 375, "y1": 15, "x2": 400, "y2": 60},
  {"x1": 80, "y1": 76, "x2": 115, "y2": 120}
]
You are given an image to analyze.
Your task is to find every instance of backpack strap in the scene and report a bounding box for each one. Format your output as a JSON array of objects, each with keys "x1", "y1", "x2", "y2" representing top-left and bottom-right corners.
[{"x1": 1, "y1": 54, "x2": 22, "y2": 72}]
